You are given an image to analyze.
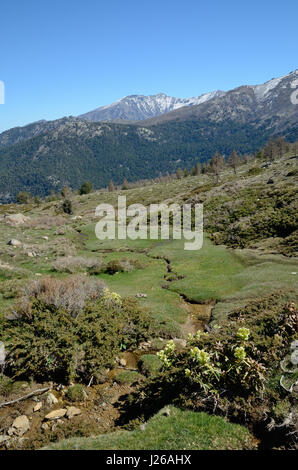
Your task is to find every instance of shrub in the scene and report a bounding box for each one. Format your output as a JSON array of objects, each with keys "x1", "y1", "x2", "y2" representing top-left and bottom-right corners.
[
  {"x1": 105, "y1": 258, "x2": 145, "y2": 275},
  {"x1": 62, "y1": 199, "x2": 73, "y2": 214},
  {"x1": 120, "y1": 292, "x2": 298, "y2": 440},
  {"x1": 79, "y1": 181, "x2": 93, "y2": 195},
  {"x1": 1, "y1": 292, "x2": 156, "y2": 384},
  {"x1": 17, "y1": 191, "x2": 33, "y2": 204},
  {"x1": 66, "y1": 384, "x2": 86, "y2": 402},
  {"x1": 12, "y1": 275, "x2": 106, "y2": 318},
  {"x1": 52, "y1": 256, "x2": 103, "y2": 274},
  {"x1": 247, "y1": 166, "x2": 263, "y2": 176}
]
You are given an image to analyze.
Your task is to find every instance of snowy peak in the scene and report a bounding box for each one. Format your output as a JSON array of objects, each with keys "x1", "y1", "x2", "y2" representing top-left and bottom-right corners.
[{"x1": 79, "y1": 90, "x2": 225, "y2": 122}]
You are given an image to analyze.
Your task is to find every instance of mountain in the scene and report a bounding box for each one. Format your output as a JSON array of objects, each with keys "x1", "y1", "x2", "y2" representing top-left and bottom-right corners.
[
  {"x1": 0, "y1": 70, "x2": 297, "y2": 202},
  {"x1": 78, "y1": 91, "x2": 225, "y2": 122},
  {"x1": 141, "y1": 70, "x2": 298, "y2": 131},
  {"x1": 0, "y1": 117, "x2": 79, "y2": 150}
]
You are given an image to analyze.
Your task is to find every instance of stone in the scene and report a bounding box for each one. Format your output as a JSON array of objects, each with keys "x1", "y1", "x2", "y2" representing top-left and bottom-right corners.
[
  {"x1": 120, "y1": 358, "x2": 127, "y2": 367},
  {"x1": 290, "y1": 350, "x2": 298, "y2": 366},
  {"x1": 42, "y1": 236, "x2": 49, "y2": 240},
  {"x1": 66, "y1": 406, "x2": 81, "y2": 419},
  {"x1": 290, "y1": 340, "x2": 298, "y2": 350},
  {"x1": 0, "y1": 341, "x2": 5, "y2": 367},
  {"x1": 7, "y1": 239, "x2": 22, "y2": 247},
  {"x1": 173, "y1": 338, "x2": 187, "y2": 349},
  {"x1": 162, "y1": 407, "x2": 171, "y2": 417},
  {"x1": 46, "y1": 392, "x2": 58, "y2": 405},
  {"x1": 41, "y1": 423, "x2": 49, "y2": 431},
  {"x1": 0, "y1": 435, "x2": 9, "y2": 445},
  {"x1": 135, "y1": 293, "x2": 147, "y2": 298},
  {"x1": 33, "y1": 402, "x2": 42, "y2": 412},
  {"x1": 4, "y1": 213, "x2": 30, "y2": 226},
  {"x1": 45, "y1": 409, "x2": 67, "y2": 420},
  {"x1": 10, "y1": 415, "x2": 30, "y2": 436}
]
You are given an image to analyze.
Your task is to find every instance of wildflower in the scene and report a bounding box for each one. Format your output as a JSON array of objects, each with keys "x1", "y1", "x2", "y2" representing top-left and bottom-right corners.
[
  {"x1": 164, "y1": 340, "x2": 175, "y2": 354},
  {"x1": 185, "y1": 368, "x2": 191, "y2": 377},
  {"x1": 234, "y1": 346, "x2": 246, "y2": 361},
  {"x1": 190, "y1": 347, "x2": 210, "y2": 364},
  {"x1": 102, "y1": 288, "x2": 122, "y2": 305},
  {"x1": 237, "y1": 327, "x2": 250, "y2": 341}
]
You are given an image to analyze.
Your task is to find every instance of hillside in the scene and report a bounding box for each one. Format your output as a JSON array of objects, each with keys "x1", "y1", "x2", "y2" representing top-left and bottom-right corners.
[{"x1": 0, "y1": 148, "x2": 297, "y2": 450}]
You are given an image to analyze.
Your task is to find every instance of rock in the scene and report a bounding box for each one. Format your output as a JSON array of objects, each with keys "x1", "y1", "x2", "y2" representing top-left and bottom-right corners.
[
  {"x1": 140, "y1": 424, "x2": 146, "y2": 431},
  {"x1": 27, "y1": 251, "x2": 37, "y2": 257},
  {"x1": 120, "y1": 358, "x2": 127, "y2": 367},
  {"x1": 290, "y1": 340, "x2": 298, "y2": 350},
  {"x1": 0, "y1": 435, "x2": 9, "y2": 445},
  {"x1": 162, "y1": 407, "x2": 171, "y2": 417},
  {"x1": 66, "y1": 406, "x2": 81, "y2": 419},
  {"x1": 46, "y1": 392, "x2": 58, "y2": 405},
  {"x1": 135, "y1": 293, "x2": 147, "y2": 298},
  {"x1": 42, "y1": 236, "x2": 49, "y2": 240},
  {"x1": 4, "y1": 213, "x2": 30, "y2": 226},
  {"x1": 45, "y1": 409, "x2": 67, "y2": 420},
  {"x1": 33, "y1": 402, "x2": 42, "y2": 412},
  {"x1": 290, "y1": 350, "x2": 298, "y2": 366},
  {"x1": 9, "y1": 415, "x2": 30, "y2": 436},
  {"x1": 7, "y1": 239, "x2": 22, "y2": 247},
  {"x1": 173, "y1": 338, "x2": 187, "y2": 349},
  {"x1": 0, "y1": 341, "x2": 5, "y2": 367},
  {"x1": 41, "y1": 423, "x2": 49, "y2": 431}
]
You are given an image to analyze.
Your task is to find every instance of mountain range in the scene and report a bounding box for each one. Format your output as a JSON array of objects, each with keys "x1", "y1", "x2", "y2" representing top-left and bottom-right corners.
[{"x1": 0, "y1": 70, "x2": 297, "y2": 202}]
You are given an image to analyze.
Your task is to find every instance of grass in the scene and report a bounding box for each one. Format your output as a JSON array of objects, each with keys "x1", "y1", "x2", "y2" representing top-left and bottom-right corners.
[{"x1": 44, "y1": 406, "x2": 257, "y2": 450}]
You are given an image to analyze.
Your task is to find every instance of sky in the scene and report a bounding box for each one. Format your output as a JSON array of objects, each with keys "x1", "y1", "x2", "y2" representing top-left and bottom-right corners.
[{"x1": 0, "y1": 0, "x2": 297, "y2": 133}]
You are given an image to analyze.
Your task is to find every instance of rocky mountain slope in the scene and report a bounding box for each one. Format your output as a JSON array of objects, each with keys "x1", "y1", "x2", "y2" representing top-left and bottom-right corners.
[{"x1": 0, "y1": 70, "x2": 297, "y2": 201}]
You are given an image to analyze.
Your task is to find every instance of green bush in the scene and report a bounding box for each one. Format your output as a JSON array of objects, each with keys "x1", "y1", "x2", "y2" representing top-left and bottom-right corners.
[
  {"x1": 0, "y1": 291, "x2": 156, "y2": 384},
  {"x1": 66, "y1": 384, "x2": 86, "y2": 402},
  {"x1": 79, "y1": 181, "x2": 93, "y2": 195},
  {"x1": 115, "y1": 371, "x2": 143, "y2": 384},
  {"x1": 138, "y1": 354, "x2": 162, "y2": 376}
]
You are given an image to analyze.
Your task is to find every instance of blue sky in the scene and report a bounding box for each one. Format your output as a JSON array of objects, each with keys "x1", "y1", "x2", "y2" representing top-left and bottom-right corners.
[{"x1": 0, "y1": 0, "x2": 297, "y2": 133}]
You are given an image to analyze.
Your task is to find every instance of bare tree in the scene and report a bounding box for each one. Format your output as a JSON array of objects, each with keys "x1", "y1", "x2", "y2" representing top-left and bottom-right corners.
[
  {"x1": 210, "y1": 151, "x2": 224, "y2": 184},
  {"x1": 228, "y1": 149, "x2": 240, "y2": 174}
]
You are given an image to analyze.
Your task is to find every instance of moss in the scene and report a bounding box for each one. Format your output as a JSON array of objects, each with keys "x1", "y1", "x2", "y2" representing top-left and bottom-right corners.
[
  {"x1": 66, "y1": 384, "x2": 86, "y2": 402},
  {"x1": 114, "y1": 371, "x2": 143, "y2": 384},
  {"x1": 138, "y1": 354, "x2": 163, "y2": 376}
]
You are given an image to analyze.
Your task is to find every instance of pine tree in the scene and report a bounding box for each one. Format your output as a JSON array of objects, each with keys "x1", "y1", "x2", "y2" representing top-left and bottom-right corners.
[
  {"x1": 108, "y1": 180, "x2": 115, "y2": 192},
  {"x1": 122, "y1": 178, "x2": 129, "y2": 190}
]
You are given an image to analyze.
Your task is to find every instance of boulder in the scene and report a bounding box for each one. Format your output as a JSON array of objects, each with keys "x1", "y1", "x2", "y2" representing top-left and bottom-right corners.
[
  {"x1": 9, "y1": 415, "x2": 30, "y2": 436},
  {"x1": 7, "y1": 239, "x2": 22, "y2": 247},
  {"x1": 46, "y1": 392, "x2": 58, "y2": 405}
]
